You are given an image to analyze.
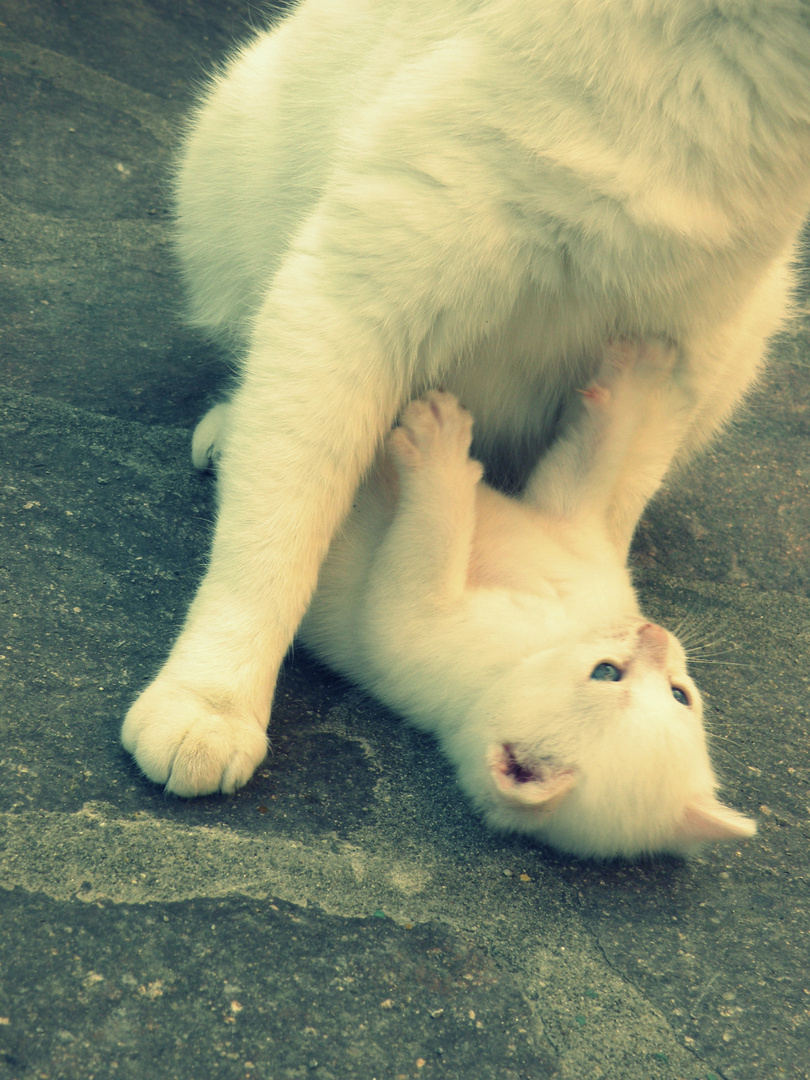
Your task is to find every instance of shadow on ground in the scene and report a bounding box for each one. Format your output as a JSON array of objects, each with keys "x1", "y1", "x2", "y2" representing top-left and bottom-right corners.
[{"x1": 1, "y1": 3, "x2": 808, "y2": 1079}]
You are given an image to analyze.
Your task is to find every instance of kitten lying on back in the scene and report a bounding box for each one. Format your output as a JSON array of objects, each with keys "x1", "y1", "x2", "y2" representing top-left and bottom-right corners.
[{"x1": 300, "y1": 340, "x2": 756, "y2": 858}]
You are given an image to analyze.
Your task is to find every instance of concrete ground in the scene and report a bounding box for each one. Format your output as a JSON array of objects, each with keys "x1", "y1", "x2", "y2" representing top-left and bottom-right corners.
[{"x1": 0, "y1": 2, "x2": 808, "y2": 1078}]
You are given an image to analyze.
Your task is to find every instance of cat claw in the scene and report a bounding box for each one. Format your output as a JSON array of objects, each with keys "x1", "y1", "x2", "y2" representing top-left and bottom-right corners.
[{"x1": 388, "y1": 391, "x2": 481, "y2": 481}]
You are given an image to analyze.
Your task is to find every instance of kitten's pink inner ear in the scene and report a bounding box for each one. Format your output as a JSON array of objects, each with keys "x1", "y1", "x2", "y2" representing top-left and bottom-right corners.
[
  {"x1": 674, "y1": 799, "x2": 757, "y2": 848},
  {"x1": 487, "y1": 743, "x2": 577, "y2": 809}
]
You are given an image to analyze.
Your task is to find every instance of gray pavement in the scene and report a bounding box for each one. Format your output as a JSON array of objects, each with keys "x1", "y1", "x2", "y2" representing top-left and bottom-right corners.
[{"x1": 0, "y1": 3, "x2": 808, "y2": 1078}]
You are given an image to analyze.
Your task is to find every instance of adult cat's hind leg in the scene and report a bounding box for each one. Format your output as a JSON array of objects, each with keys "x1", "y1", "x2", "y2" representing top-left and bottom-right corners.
[{"x1": 191, "y1": 401, "x2": 231, "y2": 471}]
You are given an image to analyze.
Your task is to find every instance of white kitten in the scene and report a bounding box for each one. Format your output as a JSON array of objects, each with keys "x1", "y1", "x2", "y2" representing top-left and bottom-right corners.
[
  {"x1": 122, "y1": 1, "x2": 810, "y2": 801},
  {"x1": 299, "y1": 340, "x2": 756, "y2": 858}
]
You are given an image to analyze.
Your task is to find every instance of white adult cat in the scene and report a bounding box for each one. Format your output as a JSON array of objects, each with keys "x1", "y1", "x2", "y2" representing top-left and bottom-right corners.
[
  {"x1": 299, "y1": 341, "x2": 755, "y2": 858},
  {"x1": 122, "y1": 1, "x2": 810, "y2": 803}
]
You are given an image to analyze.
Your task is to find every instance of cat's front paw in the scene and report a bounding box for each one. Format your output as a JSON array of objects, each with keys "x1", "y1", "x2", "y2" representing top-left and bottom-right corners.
[
  {"x1": 388, "y1": 391, "x2": 482, "y2": 483},
  {"x1": 121, "y1": 677, "x2": 268, "y2": 796}
]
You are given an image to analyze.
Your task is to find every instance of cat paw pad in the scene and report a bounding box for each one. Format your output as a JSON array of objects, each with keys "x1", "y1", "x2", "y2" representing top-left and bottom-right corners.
[
  {"x1": 578, "y1": 383, "x2": 611, "y2": 407},
  {"x1": 121, "y1": 677, "x2": 268, "y2": 796},
  {"x1": 389, "y1": 391, "x2": 479, "y2": 479}
]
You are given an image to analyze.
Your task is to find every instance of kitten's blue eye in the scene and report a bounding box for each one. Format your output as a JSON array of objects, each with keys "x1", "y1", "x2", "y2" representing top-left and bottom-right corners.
[
  {"x1": 590, "y1": 662, "x2": 622, "y2": 682},
  {"x1": 671, "y1": 686, "x2": 690, "y2": 706}
]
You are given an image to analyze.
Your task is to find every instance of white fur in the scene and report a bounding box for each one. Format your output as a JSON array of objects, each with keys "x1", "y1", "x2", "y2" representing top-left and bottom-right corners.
[
  {"x1": 300, "y1": 344, "x2": 756, "y2": 858},
  {"x1": 122, "y1": 1, "x2": 810, "y2": 806}
]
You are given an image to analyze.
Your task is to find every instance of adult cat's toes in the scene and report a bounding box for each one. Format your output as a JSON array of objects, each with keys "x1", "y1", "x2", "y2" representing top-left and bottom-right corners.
[
  {"x1": 121, "y1": 678, "x2": 268, "y2": 796},
  {"x1": 191, "y1": 401, "x2": 231, "y2": 471},
  {"x1": 389, "y1": 391, "x2": 478, "y2": 476}
]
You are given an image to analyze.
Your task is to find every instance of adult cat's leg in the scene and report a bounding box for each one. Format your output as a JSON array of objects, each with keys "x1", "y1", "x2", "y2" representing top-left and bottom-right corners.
[
  {"x1": 123, "y1": 156, "x2": 525, "y2": 795},
  {"x1": 191, "y1": 401, "x2": 231, "y2": 471},
  {"x1": 121, "y1": 256, "x2": 404, "y2": 795}
]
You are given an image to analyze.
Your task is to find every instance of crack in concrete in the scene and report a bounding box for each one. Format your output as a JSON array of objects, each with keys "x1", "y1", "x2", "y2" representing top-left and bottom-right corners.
[{"x1": 581, "y1": 913, "x2": 729, "y2": 1080}]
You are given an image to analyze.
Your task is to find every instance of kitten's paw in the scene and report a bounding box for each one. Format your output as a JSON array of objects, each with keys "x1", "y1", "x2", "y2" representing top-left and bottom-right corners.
[
  {"x1": 191, "y1": 402, "x2": 231, "y2": 471},
  {"x1": 121, "y1": 677, "x2": 268, "y2": 796},
  {"x1": 580, "y1": 338, "x2": 681, "y2": 409},
  {"x1": 388, "y1": 391, "x2": 481, "y2": 482},
  {"x1": 578, "y1": 383, "x2": 612, "y2": 407}
]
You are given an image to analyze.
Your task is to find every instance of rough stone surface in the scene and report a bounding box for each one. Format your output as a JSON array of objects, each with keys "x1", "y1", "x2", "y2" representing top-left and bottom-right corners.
[{"x1": 0, "y1": 3, "x2": 808, "y2": 1079}]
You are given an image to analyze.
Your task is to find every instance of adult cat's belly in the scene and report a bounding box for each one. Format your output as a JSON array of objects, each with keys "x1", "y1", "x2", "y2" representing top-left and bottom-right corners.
[{"x1": 438, "y1": 290, "x2": 609, "y2": 490}]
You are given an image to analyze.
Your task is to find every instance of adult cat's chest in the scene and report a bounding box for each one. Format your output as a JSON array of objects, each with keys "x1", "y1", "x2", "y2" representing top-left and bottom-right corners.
[
  {"x1": 420, "y1": 171, "x2": 727, "y2": 487},
  {"x1": 435, "y1": 285, "x2": 624, "y2": 489},
  {"x1": 424, "y1": 197, "x2": 757, "y2": 490}
]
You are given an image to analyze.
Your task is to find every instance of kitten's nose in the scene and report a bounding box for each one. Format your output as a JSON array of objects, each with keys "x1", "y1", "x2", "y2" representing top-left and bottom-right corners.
[{"x1": 635, "y1": 622, "x2": 669, "y2": 667}]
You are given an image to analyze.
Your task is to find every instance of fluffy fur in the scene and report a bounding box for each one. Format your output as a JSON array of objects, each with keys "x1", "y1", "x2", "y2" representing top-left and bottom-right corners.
[
  {"x1": 298, "y1": 342, "x2": 755, "y2": 858},
  {"x1": 122, "y1": 1, "x2": 810, "y2": 821}
]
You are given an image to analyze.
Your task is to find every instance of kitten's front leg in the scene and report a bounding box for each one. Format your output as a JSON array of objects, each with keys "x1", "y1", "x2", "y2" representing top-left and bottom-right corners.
[
  {"x1": 370, "y1": 391, "x2": 483, "y2": 608},
  {"x1": 352, "y1": 392, "x2": 488, "y2": 726},
  {"x1": 524, "y1": 339, "x2": 691, "y2": 553},
  {"x1": 595, "y1": 338, "x2": 695, "y2": 552}
]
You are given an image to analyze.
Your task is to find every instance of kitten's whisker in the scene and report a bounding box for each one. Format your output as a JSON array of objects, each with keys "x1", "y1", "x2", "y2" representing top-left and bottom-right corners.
[
  {"x1": 684, "y1": 635, "x2": 743, "y2": 653},
  {"x1": 670, "y1": 615, "x2": 695, "y2": 641},
  {"x1": 685, "y1": 640, "x2": 748, "y2": 663},
  {"x1": 686, "y1": 658, "x2": 752, "y2": 668},
  {"x1": 705, "y1": 727, "x2": 748, "y2": 745},
  {"x1": 703, "y1": 729, "x2": 751, "y2": 757},
  {"x1": 703, "y1": 738, "x2": 748, "y2": 769}
]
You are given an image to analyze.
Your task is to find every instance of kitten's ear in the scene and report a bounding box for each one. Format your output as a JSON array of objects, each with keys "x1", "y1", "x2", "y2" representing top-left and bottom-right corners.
[
  {"x1": 674, "y1": 798, "x2": 757, "y2": 849},
  {"x1": 487, "y1": 743, "x2": 577, "y2": 809}
]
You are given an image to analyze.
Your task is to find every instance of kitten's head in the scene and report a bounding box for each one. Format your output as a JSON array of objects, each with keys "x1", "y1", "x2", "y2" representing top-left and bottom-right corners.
[{"x1": 453, "y1": 620, "x2": 755, "y2": 859}]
